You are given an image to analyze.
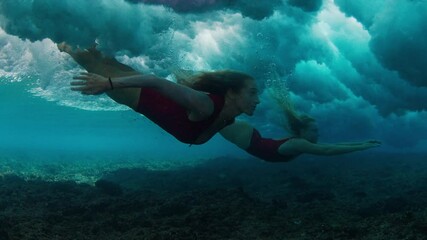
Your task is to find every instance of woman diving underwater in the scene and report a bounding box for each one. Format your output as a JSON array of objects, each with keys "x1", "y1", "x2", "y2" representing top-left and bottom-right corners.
[{"x1": 58, "y1": 43, "x2": 381, "y2": 162}]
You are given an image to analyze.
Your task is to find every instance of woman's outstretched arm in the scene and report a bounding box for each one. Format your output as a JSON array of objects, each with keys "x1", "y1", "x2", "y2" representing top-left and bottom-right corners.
[
  {"x1": 220, "y1": 121, "x2": 381, "y2": 162},
  {"x1": 71, "y1": 72, "x2": 214, "y2": 119},
  {"x1": 279, "y1": 138, "x2": 381, "y2": 156}
]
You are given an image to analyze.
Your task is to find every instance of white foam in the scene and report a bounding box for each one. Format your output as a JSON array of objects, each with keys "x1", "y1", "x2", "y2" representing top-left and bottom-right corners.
[
  {"x1": 0, "y1": 28, "x2": 34, "y2": 81},
  {"x1": 0, "y1": 27, "x2": 128, "y2": 111}
]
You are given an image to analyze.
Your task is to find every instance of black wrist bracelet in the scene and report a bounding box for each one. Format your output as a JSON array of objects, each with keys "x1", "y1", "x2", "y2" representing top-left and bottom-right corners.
[{"x1": 108, "y1": 77, "x2": 114, "y2": 90}]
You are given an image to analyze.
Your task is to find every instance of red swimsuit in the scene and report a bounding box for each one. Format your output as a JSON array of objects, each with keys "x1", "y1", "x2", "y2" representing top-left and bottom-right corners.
[
  {"x1": 137, "y1": 88, "x2": 295, "y2": 162},
  {"x1": 246, "y1": 129, "x2": 297, "y2": 162},
  {"x1": 136, "y1": 88, "x2": 233, "y2": 144}
]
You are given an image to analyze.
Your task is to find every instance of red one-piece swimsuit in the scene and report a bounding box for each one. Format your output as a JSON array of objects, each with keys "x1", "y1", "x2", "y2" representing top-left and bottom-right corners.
[{"x1": 136, "y1": 88, "x2": 233, "y2": 144}]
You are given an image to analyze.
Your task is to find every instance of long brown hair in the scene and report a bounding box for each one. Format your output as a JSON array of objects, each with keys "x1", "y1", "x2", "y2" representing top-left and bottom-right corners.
[
  {"x1": 269, "y1": 75, "x2": 315, "y2": 137},
  {"x1": 174, "y1": 69, "x2": 254, "y2": 95}
]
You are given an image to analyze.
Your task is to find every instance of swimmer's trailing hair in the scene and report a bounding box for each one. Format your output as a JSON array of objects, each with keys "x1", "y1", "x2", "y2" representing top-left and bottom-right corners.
[
  {"x1": 269, "y1": 74, "x2": 315, "y2": 137},
  {"x1": 173, "y1": 68, "x2": 254, "y2": 95}
]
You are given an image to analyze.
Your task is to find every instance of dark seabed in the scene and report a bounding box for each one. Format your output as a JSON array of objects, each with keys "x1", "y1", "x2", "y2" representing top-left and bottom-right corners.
[{"x1": 1, "y1": 152, "x2": 427, "y2": 240}]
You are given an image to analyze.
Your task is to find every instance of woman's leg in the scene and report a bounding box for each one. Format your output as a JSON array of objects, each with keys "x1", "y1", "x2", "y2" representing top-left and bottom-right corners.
[{"x1": 58, "y1": 43, "x2": 141, "y2": 110}]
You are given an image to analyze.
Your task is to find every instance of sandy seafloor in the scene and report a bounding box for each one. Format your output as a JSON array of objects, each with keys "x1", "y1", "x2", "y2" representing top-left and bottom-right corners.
[{"x1": 1, "y1": 150, "x2": 427, "y2": 240}]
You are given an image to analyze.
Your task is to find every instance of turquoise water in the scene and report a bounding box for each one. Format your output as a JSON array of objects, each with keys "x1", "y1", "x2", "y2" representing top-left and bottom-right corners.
[
  {"x1": 0, "y1": 0, "x2": 426, "y2": 179},
  {"x1": 0, "y1": 78, "x2": 242, "y2": 162},
  {"x1": 0, "y1": 0, "x2": 425, "y2": 174},
  {"x1": 1, "y1": 0, "x2": 426, "y2": 158}
]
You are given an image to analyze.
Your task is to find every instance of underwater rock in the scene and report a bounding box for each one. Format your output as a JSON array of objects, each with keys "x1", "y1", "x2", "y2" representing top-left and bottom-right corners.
[
  {"x1": 0, "y1": 230, "x2": 9, "y2": 240},
  {"x1": 353, "y1": 191, "x2": 367, "y2": 198},
  {"x1": 296, "y1": 190, "x2": 335, "y2": 203},
  {"x1": 414, "y1": 222, "x2": 427, "y2": 235},
  {"x1": 95, "y1": 179, "x2": 123, "y2": 196},
  {"x1": 357, "y1": 205, "x2": 379, "y2": 218},
  {"x1": 1, "y1": 174, "x2": 24, "y2": 184},
  {"x1": 50, "y1": 181, "x2": 81, "y2": 194},
  {"x1": 287, "y1": 176, "x2": 311, "y2": 190},
  {"x1": 0, "y1": 219, "x2": 10, "y2": 240},
  {"x1": 271, "y1": 197, "x2": 288, "y2": 210},
  {"x1": 357, "y1": 196, "x2": 409, "y2": 218},
  {"x1": 156, "y1": 201, "x2": 192, "y2": 217},
  {"x1": 383, "y1": 197, "x2": 409, "y2": 214}
]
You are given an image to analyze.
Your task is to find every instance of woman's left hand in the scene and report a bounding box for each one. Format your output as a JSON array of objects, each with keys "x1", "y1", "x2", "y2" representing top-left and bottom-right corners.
[{"x1": 71, "y1": 72, "x2": 111, "y2": 95}]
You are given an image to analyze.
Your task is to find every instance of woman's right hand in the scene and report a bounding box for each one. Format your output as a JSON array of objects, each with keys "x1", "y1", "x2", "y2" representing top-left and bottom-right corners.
[{"x1": 71, "y1": 72, "x2": 112, "y2": 95}]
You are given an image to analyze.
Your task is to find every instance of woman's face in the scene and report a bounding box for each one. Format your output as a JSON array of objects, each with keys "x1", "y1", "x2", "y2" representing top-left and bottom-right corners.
[
  {"x1": 301, "y1": 122, "x2": 319, "y2": 143},
  {"x1": 234, "y1": 79, "x2": 260, "y2": 116}
]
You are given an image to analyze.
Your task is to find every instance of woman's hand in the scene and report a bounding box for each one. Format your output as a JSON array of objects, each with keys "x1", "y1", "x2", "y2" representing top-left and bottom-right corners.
[{"x1": 71, "y1": 72, "x2": 111, "y2": 95}]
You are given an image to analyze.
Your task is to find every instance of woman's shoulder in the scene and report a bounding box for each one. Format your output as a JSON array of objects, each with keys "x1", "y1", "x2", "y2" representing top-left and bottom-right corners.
[
  {"x1": 206, "y1": 92, "x2": 225, "y2": 104},
  {"x1": 206, "y1": 93, "x2": 226, "y2": 113}
]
